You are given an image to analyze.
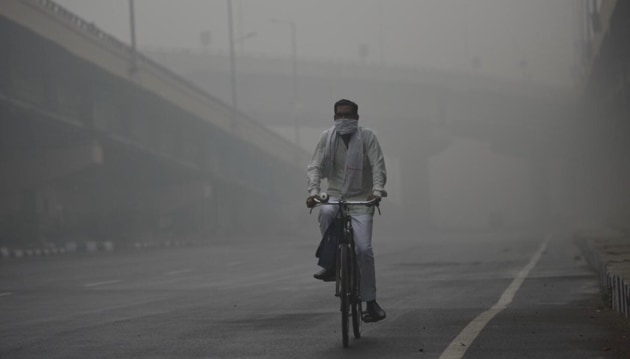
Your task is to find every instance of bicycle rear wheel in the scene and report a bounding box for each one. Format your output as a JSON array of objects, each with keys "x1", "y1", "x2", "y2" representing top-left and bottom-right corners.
[{"x1": 338, "y1": 244, "x2": 350, "y2": 348}]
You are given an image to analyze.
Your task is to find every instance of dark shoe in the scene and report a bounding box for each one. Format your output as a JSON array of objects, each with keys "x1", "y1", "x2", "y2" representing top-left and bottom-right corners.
[
  {"x1": 313, "y1": 268, "x2": 335, "y2": 282},
  {"x1": 363, "y1": 300, "x2": 386, "y2": 322}
]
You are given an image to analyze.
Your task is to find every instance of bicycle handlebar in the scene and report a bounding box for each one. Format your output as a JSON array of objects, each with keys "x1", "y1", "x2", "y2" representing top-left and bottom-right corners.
[
  {"x1": 314, "y1": 198, "x2": 379, "y2": 206},
  {"x1": 309, "y1": 192, "x2": 381, "y2": 214}
]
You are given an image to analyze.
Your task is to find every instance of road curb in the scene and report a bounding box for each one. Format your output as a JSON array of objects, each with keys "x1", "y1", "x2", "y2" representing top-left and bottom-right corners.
[
  {"x1": 576, "y1": 230, "x2": 630, "y2": 318},
  {"x1": 0, "y1": 239, "x2": 205, "y2": 259},
  {"x1": 0, "y1": 246, "x2": 67, "y2": 259}
]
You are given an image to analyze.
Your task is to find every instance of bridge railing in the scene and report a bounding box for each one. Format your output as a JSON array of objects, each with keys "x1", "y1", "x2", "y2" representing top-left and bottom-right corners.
[{"x1": 33, "y1": 0, "x2": 212, "y2": 104}]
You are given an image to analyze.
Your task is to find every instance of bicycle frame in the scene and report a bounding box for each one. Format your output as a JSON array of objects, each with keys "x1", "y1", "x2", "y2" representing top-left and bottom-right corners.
[
  {"x1": 312, "y1": 196, "x2": 379, "y2": 347},
  {"x1": 332, "y1": 203, "x2": 358, "y2": 299}
]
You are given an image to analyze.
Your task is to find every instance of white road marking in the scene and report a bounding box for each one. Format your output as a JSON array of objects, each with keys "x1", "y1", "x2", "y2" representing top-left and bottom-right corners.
[
  {"x1": 164, "y1": 268, "x2": 193, "y2": 276},
  {"x1": 439, "y1": 236, "x2": 550, "y2": 359},
  {"x1": 0, "y1": 292, "x2": 13, "y2": 297},
  {"x1": 83, "y1": 280, "x2": 121, "y2": 288}
]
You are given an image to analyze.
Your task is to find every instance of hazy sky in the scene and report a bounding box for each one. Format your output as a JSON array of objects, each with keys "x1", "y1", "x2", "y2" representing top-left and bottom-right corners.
[{"x1": 55, "y1": 0, "x2": 579, "y2": 86}]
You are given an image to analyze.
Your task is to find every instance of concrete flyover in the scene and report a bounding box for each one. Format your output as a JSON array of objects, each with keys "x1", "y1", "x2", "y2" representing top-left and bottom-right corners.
[
  {"x1": 149, "y1": 45, "x2": 579, "y2": 230},
  {"x1": 0, "y1": 0, "x2": 310, "y2": 253}
]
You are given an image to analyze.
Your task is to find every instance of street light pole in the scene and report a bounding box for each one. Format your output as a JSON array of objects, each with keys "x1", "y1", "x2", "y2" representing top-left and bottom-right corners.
[
  {"x1": 271, "y1": 18, "x2": 299, "y2": 149},
  {"x1": 289, "y1": 21, "x2": 299, "y2": 149},
  {"x1": 377, "y1": 0, "x2": 384, "y2": 66},
  {"x1": 128, "y1": 0, "x2": 137, "y2": 73},
  {"x1": 227, "y1": 0, "x2": 237, "y2": 110}
]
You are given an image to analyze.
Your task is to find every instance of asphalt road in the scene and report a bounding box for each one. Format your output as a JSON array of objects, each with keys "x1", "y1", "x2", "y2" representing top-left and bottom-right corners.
[{"x1": 1, "y1": 229, "x2": 629, "y2": 358}]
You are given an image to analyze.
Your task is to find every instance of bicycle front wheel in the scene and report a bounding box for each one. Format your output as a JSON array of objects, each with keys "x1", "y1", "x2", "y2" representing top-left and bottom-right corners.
[
  {"x1": 338, "y1": 244, "x2": 350, "y2": 348},
  {"x1": 352, "y1": 301, "x2": 362, "y2": 338},
  {"x1": 350, "y1": 248, "x2": 362, "y2": 338}
]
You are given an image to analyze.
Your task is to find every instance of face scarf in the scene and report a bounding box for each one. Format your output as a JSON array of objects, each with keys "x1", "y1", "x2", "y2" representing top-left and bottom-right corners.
[
  {"x1": 334, "y1": 118, "x2": 359, "y2": 134},
  {"x1": 322, "y1": 119, "x2": 364, "y2": 196}
]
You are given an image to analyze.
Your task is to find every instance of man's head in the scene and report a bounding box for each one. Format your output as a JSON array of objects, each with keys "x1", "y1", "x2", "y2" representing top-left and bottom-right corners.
[{"x1": 334, "y1": 99, "x2": 359, "y2": 120}]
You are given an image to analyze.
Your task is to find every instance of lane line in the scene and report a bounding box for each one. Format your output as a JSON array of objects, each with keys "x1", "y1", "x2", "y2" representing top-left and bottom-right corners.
[
  {"x1": 0, "y1": 292, "x2": 13, "y2": 297},
  {"x1": 439, "y1": 236, "x2": 550, "y2": 359},
  {"x1": 164, "y1": 268, "x2": 193, "y2": 276},
  {"x1": 83, "y1": 280, "x2": 121, "y2": 288}
]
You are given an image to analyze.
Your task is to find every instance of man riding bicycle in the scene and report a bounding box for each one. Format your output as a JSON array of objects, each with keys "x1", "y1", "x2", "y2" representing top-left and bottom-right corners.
[{"x1": 306, "y1": 99, "x2": 387, "y2": 322}]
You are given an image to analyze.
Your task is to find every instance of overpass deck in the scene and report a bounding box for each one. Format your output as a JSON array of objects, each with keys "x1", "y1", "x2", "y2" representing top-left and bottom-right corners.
[
  {"x1": 0, "y1": 0, "x2": 308, "y2": 246},
  {"x1": 0, "y1": 0, "x2": 308, "y2": 167}
]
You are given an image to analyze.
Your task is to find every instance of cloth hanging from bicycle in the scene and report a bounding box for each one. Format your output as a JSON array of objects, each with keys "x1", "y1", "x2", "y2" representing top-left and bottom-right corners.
[{"x1": 315, "y1": 218, "x2": 341, "y2": 270}]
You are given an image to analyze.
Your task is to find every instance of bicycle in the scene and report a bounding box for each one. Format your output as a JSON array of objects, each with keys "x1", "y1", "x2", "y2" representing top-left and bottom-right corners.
[{"x1": 311, "y1": 194, "x2": 380, "y2": 348}]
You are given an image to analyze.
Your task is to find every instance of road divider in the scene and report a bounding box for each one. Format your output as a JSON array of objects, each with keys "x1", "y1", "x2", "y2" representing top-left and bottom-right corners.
[
  {"x1": 1, "y1": 239, "x2": 206, "y2": 260},
  {"x1": 576, "y1": 229, "x2": 630, "y2": 318}
]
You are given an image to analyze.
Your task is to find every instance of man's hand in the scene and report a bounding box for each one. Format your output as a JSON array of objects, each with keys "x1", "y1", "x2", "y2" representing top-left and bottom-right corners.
[
  {"x1": 306, "y1": 195, "x2": 321, "y2": 208},
  {"x1": 366, "y1": 194, "x2": 381, "y2": 205}
]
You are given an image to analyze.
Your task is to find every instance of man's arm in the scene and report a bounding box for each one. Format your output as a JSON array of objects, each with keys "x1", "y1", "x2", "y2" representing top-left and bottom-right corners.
[
  {"x1": 306, "y1": 131, "x2": 329, "y2": 196},
  {"x1": 364, "y1": 130, "x2": 387, "y2": 197}
]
